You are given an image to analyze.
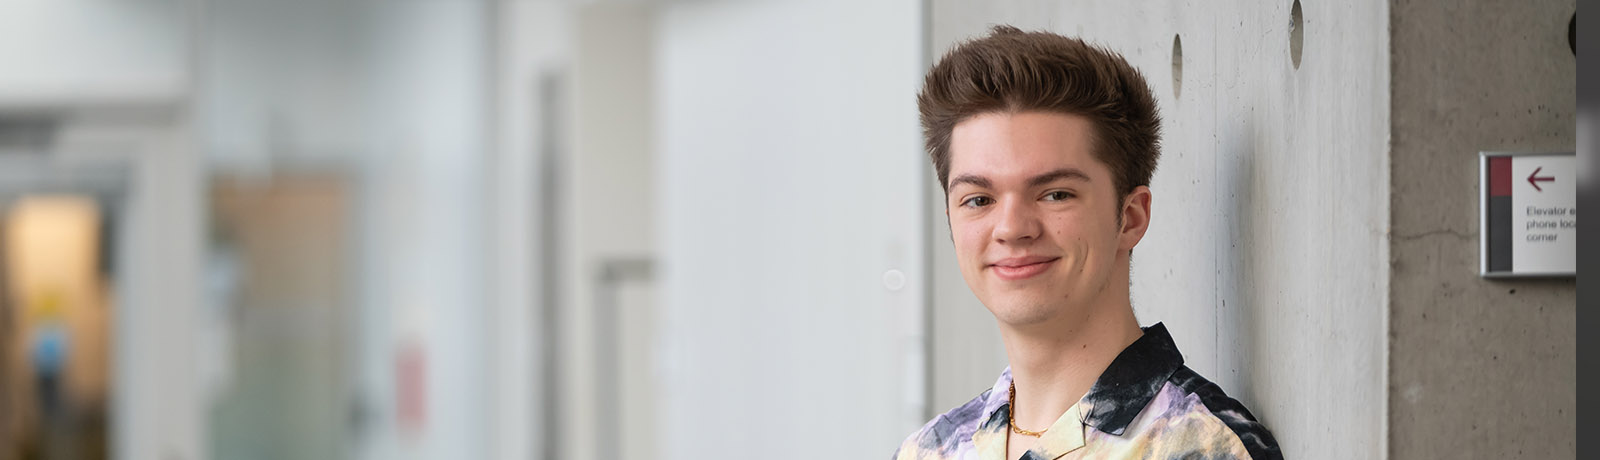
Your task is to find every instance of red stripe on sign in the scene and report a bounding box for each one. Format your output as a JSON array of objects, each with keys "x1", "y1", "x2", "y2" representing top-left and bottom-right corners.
[{"x1": 1489, "y1": 157, "x2": 1513, "y2": 197}]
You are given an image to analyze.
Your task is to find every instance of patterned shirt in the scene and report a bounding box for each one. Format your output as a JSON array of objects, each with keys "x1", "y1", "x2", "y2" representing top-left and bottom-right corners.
[{"x1": 893, "y1": 323, "x2": 1281, "y2": 460}]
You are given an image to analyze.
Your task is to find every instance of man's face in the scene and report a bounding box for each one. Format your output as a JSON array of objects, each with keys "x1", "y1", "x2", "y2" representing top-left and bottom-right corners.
[{"x1": 945, "y1": 111, "x2": 1147, "y2": 327}]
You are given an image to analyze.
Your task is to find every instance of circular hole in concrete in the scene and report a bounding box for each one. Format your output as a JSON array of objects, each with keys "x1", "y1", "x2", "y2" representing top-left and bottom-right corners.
[
  {"x1": 1290, "y1": 0, "x2": 1304, "y2": 69},
  {"x1": 1570, "y1": 12, "x2": 1576, "y2": 56},
  {"x1": 1171, "y1": 34, "x2": 1183, "y2": 100}
]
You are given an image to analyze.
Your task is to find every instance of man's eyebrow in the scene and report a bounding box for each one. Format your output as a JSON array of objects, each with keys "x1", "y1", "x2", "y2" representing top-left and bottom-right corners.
[
  {"x1": 1027, "y1": 168, "x2": 1091, "y2": 187},
  {"x1": 948, "y1": 174, "x2": 991, "y2": 190}
]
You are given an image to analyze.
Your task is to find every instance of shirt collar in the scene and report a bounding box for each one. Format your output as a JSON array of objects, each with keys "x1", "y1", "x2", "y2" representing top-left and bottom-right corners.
[
  {"x1": 1078, "y1": 322, "x2": 1185, "y2": 435},
  {"x1": 976, "y1": 322, "x2": 1186, "y2": 445}
]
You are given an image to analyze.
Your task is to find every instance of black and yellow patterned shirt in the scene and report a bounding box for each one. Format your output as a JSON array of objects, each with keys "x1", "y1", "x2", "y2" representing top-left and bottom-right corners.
[{"x1": 893, "y1": 323, "x2": 1281, "y2": 459}]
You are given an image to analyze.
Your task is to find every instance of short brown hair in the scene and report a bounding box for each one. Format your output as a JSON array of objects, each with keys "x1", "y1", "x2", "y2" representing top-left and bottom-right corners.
[{"x1": 919, "y1": 25, "x2": 1161, "y2": 200}]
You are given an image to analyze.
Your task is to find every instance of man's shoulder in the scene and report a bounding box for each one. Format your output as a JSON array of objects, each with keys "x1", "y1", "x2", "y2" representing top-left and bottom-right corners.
[
  {"x1": 892, "y1": 388, "x2": 995, "y2": 460},
  {"x1": 1154, "y1": 365, "x2": 1283, "y2": 460}
]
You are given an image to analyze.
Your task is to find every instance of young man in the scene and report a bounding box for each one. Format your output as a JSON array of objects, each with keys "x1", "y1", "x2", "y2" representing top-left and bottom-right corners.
[{"x1": 895, "y1": 26, "x2": 1281, "y2": 460}]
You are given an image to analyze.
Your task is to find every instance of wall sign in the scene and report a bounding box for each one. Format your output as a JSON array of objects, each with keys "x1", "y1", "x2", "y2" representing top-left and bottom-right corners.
[{"x1": 1479, "y1": 151, "x2": 1577, "y2": 277}]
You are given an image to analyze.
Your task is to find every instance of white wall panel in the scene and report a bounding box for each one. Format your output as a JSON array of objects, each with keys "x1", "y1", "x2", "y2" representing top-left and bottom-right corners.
[{"x1": 655, "y1": 1, "x2": 927, "y2": 458}]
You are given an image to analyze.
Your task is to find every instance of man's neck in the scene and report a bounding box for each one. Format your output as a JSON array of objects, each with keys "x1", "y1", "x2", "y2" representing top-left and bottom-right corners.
[{"x1": 998, "y1": 293, "x2": 1143, "y2": 434}]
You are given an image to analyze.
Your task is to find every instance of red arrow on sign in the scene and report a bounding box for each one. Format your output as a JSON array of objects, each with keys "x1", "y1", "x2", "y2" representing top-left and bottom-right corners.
[{"x1": 1528, "y1": 167, "x2": 1555, "y2": 192}]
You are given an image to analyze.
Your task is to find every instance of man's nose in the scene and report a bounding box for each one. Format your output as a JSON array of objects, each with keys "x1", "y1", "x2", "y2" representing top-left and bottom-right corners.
[{"x1": 992, "y1": 198, "x2": 1041, "y2": 244}]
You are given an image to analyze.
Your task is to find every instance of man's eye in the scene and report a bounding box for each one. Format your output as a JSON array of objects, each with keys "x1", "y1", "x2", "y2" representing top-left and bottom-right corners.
[
  {"x1": 961, "y1": 196, "x2": 992, "y2": 207},
  {"x1": 1043, "y1": 191, "x2": 1074, "y2": 201}
]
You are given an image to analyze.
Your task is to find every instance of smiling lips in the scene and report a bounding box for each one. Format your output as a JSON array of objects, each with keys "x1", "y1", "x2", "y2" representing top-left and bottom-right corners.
[{"x1": 988, "y1": 255, "x2": 1060, "y2": 281}]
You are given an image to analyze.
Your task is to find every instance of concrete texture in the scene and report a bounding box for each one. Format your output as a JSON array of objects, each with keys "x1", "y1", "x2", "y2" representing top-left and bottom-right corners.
[
  {"x1": 928, "y1": 2, "x2": 1391, "y2": 458},
  {"x1": 1388, "y1": 0, "x2": 1577, "y2": 458}
]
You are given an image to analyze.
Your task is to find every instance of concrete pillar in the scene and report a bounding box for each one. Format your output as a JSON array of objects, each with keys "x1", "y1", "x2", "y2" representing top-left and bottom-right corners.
[{"x1": 1388, "y1": 0, "x2": 1576, "y2": 458}]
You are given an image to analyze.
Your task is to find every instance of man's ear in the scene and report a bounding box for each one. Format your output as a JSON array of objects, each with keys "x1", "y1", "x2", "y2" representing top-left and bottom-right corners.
[{"x1": 1118, "y1": 185, "x2": 1152, "y2": 251}]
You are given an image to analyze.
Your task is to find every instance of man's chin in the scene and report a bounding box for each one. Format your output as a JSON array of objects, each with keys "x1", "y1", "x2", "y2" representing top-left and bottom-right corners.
[{"x1": 982, "y1": 297, "x2": 1064, "y2": 326}]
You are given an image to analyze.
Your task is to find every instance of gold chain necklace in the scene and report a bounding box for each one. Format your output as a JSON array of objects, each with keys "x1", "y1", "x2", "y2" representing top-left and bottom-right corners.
[{"x1": 1007, "y1": 381, "x2": 1047, "y2": 437}]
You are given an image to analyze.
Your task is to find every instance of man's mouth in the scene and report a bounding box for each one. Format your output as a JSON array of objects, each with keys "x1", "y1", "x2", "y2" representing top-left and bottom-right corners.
[{"x1": 988, "y1": 256, "x2": 1060, "y2": 281}]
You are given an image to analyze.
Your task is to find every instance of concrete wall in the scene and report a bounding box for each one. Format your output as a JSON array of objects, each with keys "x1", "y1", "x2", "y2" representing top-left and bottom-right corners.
[
  {"x1": 927, "y1": 2, "x2": 1391, "y2": 459},
  {"x1": 1387, "y1": 0, "x2": 1576, "y2": 458}
]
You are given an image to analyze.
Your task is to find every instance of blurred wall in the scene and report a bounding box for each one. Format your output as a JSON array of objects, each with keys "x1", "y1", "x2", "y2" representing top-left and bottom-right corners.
[
  {"x1": 206, "y1": 176, "x2": 351, "y2": 460},
  {"x1": 200, "y1": 1, "x2": 495, "y2": 459},
  {"x1": 0, "y1": 0, "x2": 187, "y2": 108},
  {"x1": 927, "y1": 2, "x2": 1391, "y2": 459},
  {"x1": 1388, "y1": 0, "x2": 1576, "y2": 458},
  {"x1": 555, "y1": 4, "x2": 657, "y2": 460},
  {"x1": 0, "y1": 5, "x2": 196, "y2": 460},
  {"x1": 357, "y1": 4, "x2": 493, "y2": 460},
  {"x1": 653, "y1": 1, "x2": 929, "y2": 459},
  {"x1": 490, "y1": 2, "x2": 573, "y2": 460}
]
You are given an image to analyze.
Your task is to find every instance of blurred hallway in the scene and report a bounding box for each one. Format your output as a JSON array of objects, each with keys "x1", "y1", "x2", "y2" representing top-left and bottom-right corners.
[{"x1": 0, "y1": 1, "x2": 1578, "y2": 460}]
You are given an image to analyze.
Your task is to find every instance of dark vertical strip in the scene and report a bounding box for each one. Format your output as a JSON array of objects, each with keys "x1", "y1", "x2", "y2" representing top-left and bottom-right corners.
[
  {"x1": 1488, "y1": 196, "x2": 1513, "y2": 272},
  {"x1": 1487, "y1": 157, "x2": 1514, "y2": 272},
  {"x1": 594, "y1": 266, "x2": 618, "y2": 460},
  {"x1": 1580, "y1": 6, "x2": 1598, "y2": 452},
  {"x1": 919, "y1": 0, "x2": 937, "y2": 423},
  {"x1": 0, "y1": 213, "x2": 10, "y2": 448},
  {"x1": 98, "y1": 198, "x2": 116, "y2": 277},
  {"x1": 538, "y1": 71, "x2": 566, "y2": 460},
  {"x1": 592, "y1": 259, "x2": 652, "y2": 460}
]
